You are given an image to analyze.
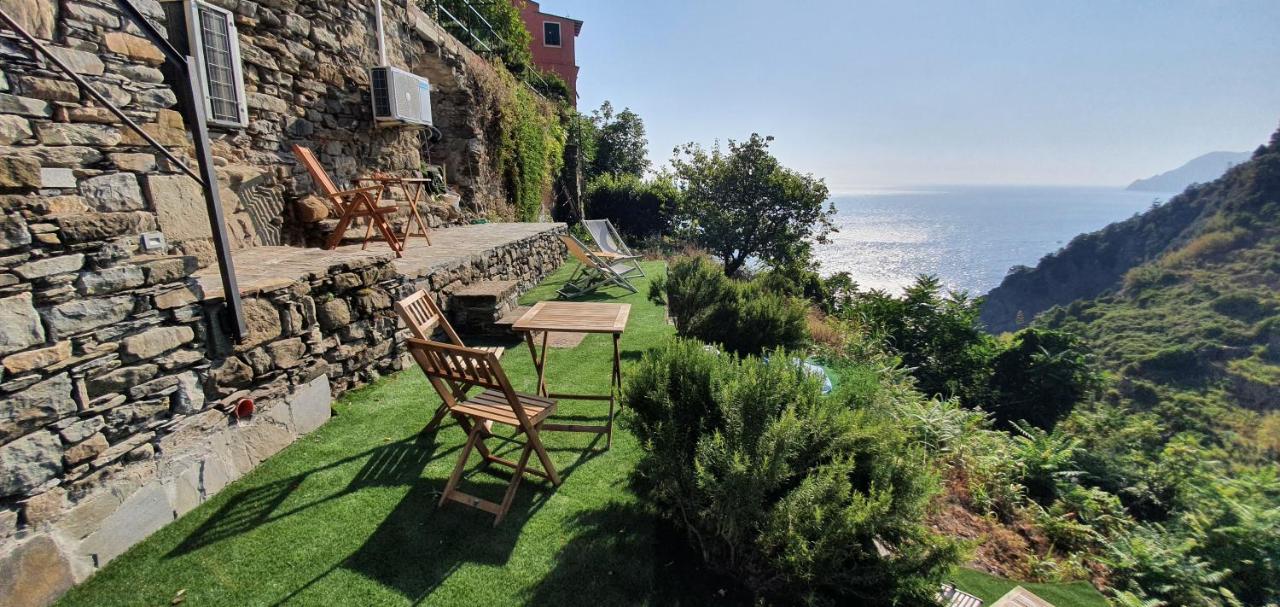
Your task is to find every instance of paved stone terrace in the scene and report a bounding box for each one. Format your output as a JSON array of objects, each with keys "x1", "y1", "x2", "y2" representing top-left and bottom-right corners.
[{"x1": 195, "y1": 222, "x2": 566, "y2": 299}]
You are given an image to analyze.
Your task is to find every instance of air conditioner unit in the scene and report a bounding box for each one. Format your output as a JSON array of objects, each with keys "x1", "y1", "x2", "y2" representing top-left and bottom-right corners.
[{"x1": 369, "y1": 66, "x2": 433, "y2": 127}]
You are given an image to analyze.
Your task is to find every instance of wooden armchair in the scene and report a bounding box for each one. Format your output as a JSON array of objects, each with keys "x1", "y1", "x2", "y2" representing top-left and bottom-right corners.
[{"x1": 292, "y1": 144, "x2": 403, "y2": 257}]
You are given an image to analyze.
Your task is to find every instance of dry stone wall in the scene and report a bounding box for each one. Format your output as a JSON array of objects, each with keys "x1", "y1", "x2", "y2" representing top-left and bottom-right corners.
[{"x1": 0, "y1": 0, "x2": 567, "y2": 604}]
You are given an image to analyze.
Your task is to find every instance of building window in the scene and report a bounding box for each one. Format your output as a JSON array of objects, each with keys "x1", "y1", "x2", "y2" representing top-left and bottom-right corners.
[
  {"x1": 171, "y1": 0, "x2": 249, "y2": 129},
  {"x1": 543, "y1": 21, "x2": 561, "y2": 47}
]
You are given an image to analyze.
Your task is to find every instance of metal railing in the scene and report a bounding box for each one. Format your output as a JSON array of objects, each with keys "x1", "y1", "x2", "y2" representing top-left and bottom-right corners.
[{"x1": 421, "y1": 0, "x2": 555, "y2": 97}]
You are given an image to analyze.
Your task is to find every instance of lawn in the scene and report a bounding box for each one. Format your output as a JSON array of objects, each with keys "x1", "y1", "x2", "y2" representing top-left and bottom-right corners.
[
  {"x1": 57, "y1": 261, "x2": 717, "y2": 606},
  {"x1": 949, "y1": 568, "x2": 1110, "y2": 607}
]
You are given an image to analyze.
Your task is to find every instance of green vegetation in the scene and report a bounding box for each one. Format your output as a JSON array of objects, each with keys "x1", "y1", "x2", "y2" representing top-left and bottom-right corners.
[
  {"x1": 584, "y1": 173, "x2": 679, "y2": 241},
  {"x1": 648, "y1": 256, "x2": 808, "y2": 356},
  {"x1": 588, "y1": 101, "x2": 651, "y2": 179},
  {"x1": 948, "y1": 568, "x2": 1110, "y2": 607},
  {"x1": 626, "y1": 339, "x2": 961, "y2": 605},
  {"x1": 496, "y1": 75, "x2": 565, "y2": 221},
  {"x1": 669, "y1": 133, "x2": 836, "y2": 276}
]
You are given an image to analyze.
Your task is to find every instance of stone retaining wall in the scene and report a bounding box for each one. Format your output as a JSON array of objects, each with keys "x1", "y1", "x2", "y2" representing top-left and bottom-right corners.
[{"x1": 0, "y1": 224, "x2": 565, "y2": 606}]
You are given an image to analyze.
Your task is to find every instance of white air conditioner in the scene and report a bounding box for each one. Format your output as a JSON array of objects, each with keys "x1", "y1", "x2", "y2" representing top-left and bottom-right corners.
[{"x1": 369, "y1": 66, "x2": 433, "y2": 127}]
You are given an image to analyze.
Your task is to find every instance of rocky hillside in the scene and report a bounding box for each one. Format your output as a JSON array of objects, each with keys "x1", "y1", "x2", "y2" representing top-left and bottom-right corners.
[{"x1": 981, "y1": 127, "x2": 1280, "y2": 334}]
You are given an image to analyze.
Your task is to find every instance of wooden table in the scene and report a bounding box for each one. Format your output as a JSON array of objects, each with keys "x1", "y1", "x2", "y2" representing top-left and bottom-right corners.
[
  {"x1": 359, "y1": 175, "x2": 433, "y2": 245},
  {"x1": 511, "y1": 301, "x2": 631, "y2": 449}
]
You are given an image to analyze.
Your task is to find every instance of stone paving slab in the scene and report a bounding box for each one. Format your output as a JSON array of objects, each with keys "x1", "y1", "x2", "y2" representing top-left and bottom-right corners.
[{"x1": 194, "y1": 222, "x2": 565, "y2": 300}]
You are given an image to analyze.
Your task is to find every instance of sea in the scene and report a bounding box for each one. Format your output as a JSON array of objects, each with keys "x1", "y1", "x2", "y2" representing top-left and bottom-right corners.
[{"x1": 813, "y1": 185, "x2": 1176, "y2": 296}]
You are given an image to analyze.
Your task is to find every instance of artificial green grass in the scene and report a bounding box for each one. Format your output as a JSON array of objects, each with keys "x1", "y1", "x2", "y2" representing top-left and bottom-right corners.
[
  {"x1": 948, "y1": 568, "x2": 1110, "y2": 607},
  {"x1": 57, "y1": 261, "x2": 702, "y2": 607}
]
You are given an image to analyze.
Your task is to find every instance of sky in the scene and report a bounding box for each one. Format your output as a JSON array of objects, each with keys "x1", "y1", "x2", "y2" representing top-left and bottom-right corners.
[{"x1": 543, "y1": 0, "x2": 1280, "y2": 191}]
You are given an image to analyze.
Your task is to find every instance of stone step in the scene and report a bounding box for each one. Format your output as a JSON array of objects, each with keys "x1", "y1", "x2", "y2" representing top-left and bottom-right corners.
[
  {"x1": 495, "y1": 305, "x2": 530, "y2": 327},
  {"x1": 452, "y1": 280, "x2": 518, "y2": 305},
  {"x1": 449, "y1": 280, "x2": 521, "y2": 337}
]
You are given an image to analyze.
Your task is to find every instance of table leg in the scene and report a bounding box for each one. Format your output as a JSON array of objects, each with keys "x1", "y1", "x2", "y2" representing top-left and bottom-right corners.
[
  {"x1": 608, "y1": 333, "x2": 622, "y2": 449},
  {"x1": 523, "y1": 330, "x2": 551, "y2": 398}
]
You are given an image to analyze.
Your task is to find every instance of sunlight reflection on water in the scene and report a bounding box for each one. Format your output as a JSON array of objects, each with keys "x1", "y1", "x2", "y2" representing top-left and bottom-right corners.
[{"x1": 815, "y1": 186, "x2": 1169, "y2": 296}]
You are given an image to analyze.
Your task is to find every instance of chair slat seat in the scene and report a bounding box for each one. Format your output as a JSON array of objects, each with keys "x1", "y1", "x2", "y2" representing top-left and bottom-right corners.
[{"x1": 453, "y1": 389, "x2": 555, "y2": 426}]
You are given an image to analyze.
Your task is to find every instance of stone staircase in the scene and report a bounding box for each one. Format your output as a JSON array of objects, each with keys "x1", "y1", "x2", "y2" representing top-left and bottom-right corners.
[{"x1": 449, "y1": 280, "x2": 520, "y2": 337}]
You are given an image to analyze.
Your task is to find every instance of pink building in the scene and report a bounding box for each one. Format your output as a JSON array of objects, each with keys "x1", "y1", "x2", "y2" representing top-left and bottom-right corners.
[{"x1": 515, "y1": 0, "x2": 583, "y2": 105}]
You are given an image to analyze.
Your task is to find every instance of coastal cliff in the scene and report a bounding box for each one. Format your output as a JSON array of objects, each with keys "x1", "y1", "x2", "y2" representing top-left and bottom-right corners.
[{"x1": 981, "y1": 128, "x2": 1280, "y2": 334}]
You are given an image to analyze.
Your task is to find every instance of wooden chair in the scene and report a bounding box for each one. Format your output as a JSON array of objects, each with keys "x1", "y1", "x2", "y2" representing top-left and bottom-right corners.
[
  {"x1": 395, "y1": 289, "x2": 505, "y2": 434},
  {"x1": 292, "y1": 144, "x2": 403, "y2": 257},
  {"x1": 405, "y1": 337, "x2": 560, "y2": 524},
  {"x1": 558, "y1": 233, "x2": 638, "y2": 298}
]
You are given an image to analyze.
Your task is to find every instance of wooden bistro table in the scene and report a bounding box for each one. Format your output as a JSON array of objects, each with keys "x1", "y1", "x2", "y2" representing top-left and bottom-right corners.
[
  {"x1": 359, "y1": 175, "x2": 433, "y2": 245},
  {"x1": 511, "y1": 301, "x2": 631, "y2": 449}
]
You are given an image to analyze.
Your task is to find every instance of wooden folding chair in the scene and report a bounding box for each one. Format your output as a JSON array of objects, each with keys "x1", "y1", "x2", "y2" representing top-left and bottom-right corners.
[
  {"x1": 292, "y1": 144, "x2": 403, "y2": 257},
  {"x1": 395, "y1": 289, "x2": 505, "y2": 434},
  {"x1": 405, "y1": 338, "x2": 560, "y2": 524},
  {"x1": 558, "y1": 233, "x2": 639, "y2": 298}
]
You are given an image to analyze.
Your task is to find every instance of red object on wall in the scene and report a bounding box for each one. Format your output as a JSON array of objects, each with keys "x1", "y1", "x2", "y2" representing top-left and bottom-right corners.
[{"x1": 514, "y1": 0, "x2": 583, "y2": 105}]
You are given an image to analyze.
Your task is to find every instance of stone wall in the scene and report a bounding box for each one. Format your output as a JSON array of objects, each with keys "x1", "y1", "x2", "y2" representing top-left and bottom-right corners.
[
  {"x1": 0, "y1": 0, "x2": 555, "y2": 259},
  {"x1": 0, "y1": 224, "x2": 565, "y2": 606},
  {"x1": 0, "y1": 0, "x2": 567, "y2": 603}
]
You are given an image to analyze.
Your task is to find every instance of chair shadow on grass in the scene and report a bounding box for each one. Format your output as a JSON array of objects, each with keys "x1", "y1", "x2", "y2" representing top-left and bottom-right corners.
[
  {"x1": 265, "y1": 424, "x2": 608, "y2": 605},
  {"x1": 167, "y1": 431, "x2": 456, "y2": 557},
  {"x1": 524, "y1": 499, "x2": 734, "y2": 606}
]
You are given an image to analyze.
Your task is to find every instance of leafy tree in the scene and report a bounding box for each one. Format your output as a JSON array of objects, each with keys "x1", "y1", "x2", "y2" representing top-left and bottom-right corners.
[
  {"x1": 847, "y1": 275, "x2": 996, "y2": 403},
  {"x1": 670, "y1": 134, "x2": 835, "y2": 276},
  {"x1": 589, "y1": 101, "x2": 650, "y2": 178}
]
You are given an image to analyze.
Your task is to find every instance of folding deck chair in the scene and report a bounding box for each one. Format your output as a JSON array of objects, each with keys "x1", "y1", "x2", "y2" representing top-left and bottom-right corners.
[
  {"x1": 394, "y1": 290, "x2": 505, "y2": 435},
  {"x1": 292, "y1": 144, "x2": 403, "y2": 257},
  {"x1": 405, "y1": 337, "x2": 560, "y2": 524},
  {"x1": 557, "y1": 233, "x2": 639, "y2": 298},
  {"x1": 582, "y1": 219, "x2": 645, "y2": 278}
]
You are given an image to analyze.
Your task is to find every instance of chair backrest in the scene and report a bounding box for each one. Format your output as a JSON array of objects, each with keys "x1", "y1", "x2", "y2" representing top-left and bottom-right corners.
[
  {"x1": 395, "y1": 289, "x2": 463, "y2": 344},
  {"x1": 291, "y1": 144, "x2": 341, "y2": 199},
  {"x1": 405, "y1": 338, "x2": 535, "y2": 427},
  {"x1": 560, "y1": 233, "x2": 605, "y2": 268},
  {"x1": 407, "y1": 338, "x2": 507, "y2": 389},
  {"x1": 583, "y1": 219, "x2": 627, "y2": 255}
]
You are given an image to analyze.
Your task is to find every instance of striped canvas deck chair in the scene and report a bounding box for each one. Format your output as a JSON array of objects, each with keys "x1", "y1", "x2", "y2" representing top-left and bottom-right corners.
[
  {"x1": 582, "y1": 219, "x2": 644, "y2": 278},
  {"x1": 557, "y1": 233, "x2": 638, "y2": 298},
  {"x1": 395, "y1": 290, "x2": 505, "y2": 435},
  {"x1": 405, "y1": 338, "x2": 560, "y2": 524}
]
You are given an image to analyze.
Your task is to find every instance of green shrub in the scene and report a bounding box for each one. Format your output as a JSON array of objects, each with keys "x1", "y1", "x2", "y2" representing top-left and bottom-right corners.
[
  {"x1": 625, "y1": 338, "x2": 960, "y2": 605},
  {"x1": 1210, "y1": 292, "x2": 1270, "y2": 321},
  {"x1": 987, "y1": 327, "x2": 1098, "y2": 430},
  {"x1": 844, "y1": 275, "x2": 996, "y2": 403},
  {"x1": 650, "y1": 256, "x2": 808, "y2": 356},
  {"x1": 585, "y1": 173, "x2": 679, "y2": 240}
]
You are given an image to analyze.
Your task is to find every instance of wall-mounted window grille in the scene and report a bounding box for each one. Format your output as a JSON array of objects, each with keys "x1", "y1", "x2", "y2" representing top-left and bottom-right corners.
[
  {"x1": 164, "y1": 0, "x2": 249, "y2": 129},
  {"x1": 543, "y1": 21, "x2": 561, "y2": 47}
]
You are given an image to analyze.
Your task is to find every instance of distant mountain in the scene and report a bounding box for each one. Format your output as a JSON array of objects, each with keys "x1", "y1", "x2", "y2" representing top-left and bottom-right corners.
[{"x1": 1126, "y1": 150, "x2": 1251, "y2": 192}]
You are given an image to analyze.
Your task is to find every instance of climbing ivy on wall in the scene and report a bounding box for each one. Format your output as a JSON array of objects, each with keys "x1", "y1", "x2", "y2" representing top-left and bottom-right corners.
[{"x1": 496, "y1": 73, "x2": 566, "y2": 221}]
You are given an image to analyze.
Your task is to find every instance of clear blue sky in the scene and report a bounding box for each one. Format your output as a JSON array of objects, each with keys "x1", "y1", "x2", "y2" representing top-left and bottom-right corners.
[{"x1": 544, "y1": 0, "x2": 1280, "y2": 191}]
